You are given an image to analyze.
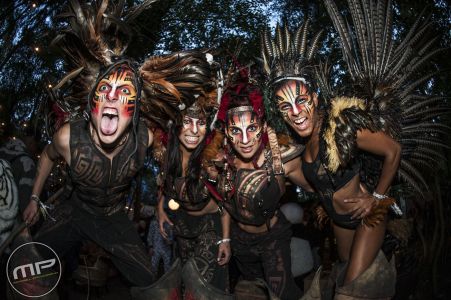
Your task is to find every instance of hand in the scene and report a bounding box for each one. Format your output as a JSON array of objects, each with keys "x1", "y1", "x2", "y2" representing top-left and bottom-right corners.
[
  {"x1": 217, "y1": 241, "x2": 231, "y2": 266},
  {"x1": 23, "y1": 200, "x2": 40, "y2": 226},
  {"x1": 157, "y1": 206, "x2": 173, "y2": 240},
  {"x1": 343, "y1": 193, "x2": 377, "y2": 220}
]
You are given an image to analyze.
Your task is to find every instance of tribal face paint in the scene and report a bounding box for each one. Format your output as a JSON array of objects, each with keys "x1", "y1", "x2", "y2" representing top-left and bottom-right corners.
[
  {"x1": 226, "y1": 106, "x2": 264, "y2": 159},
  {"x1": 275, "y1": 80, "x2": 317, "y2": 138},
  {"x1": 178, "y1": 115, "x2": 207, "y2": 151},
  {"x1": 90, "y1": 64, "x2": 137, "y2": 146}
]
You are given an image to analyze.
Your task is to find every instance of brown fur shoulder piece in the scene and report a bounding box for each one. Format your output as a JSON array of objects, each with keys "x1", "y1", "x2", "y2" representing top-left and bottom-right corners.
[
  {"x1": 201, "y1": 130, "x2": 225, "y2": 166},
  {"x1": 323, "y1": 97, "x2": 379, "y2": 172}
]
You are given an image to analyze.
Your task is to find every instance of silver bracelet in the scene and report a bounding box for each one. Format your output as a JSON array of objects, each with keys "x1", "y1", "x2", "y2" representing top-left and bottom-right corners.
[
  {"x1": 372, "y1": 191, "x2": 387, "y2": 200},
  {"x1": 373, "y1": 192, "x2": 403, "y2": 216},
  {"x1": 216, "y1": 238, "x2": 231, "y2": 245},
  {"x1": 30, "y1": 194, "x2": 40, "y2": 203}
]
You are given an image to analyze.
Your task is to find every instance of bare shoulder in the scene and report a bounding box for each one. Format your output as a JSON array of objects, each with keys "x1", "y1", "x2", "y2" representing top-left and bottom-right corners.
[
  {"x1": 147, "y1": 127, "x2": 154, "y2": 147},
  {"x1": 52, "y1": 122, "x2": 71, "y2": 162},
  {"x1": 283, "y1": 154, "x2": 302, "y2": 175},
  {"x1": 53, "y1": 123, "x2": 70, "y2": 149}
]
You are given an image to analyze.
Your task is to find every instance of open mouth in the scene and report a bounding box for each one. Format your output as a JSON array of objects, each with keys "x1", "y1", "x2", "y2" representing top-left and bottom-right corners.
[
  {"x1": 100, "y1": 107, "x2": 119, "y2": 135},
  {"x1": 293, "y1": 116, "x2": 309, "y2": 130},
  {"x1": 184, "y1": 135, "x2": 200, "y2": 144}
]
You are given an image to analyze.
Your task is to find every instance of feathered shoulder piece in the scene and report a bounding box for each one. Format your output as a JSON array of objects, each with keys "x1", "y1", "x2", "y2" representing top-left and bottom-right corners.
[
  {"x1": 323, "y1": 97, "x2": 378, "y2": 172},
  {"x1": 324, "y1": 0, "x2": 450, "y2": 196}
]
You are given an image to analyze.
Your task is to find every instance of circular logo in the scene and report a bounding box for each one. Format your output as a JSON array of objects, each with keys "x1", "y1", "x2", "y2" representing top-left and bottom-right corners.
[{"x1": 6, "y1": 242, "x2": 61, "y2": 298}]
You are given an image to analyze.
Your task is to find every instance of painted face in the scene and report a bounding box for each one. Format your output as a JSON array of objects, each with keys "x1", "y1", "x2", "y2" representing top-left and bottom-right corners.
[
  {"x1": 178, "y1": 115, "x2": 207, "y2": 151},
  {"x1": 226, "y1": 106, "x2": 264, "y2": 159},
  {"x1": 90, "y1": 64, "x2": 137, "y2": 145},
  {"x1": 275, "y1": 80, "x2": 317, "y2": 137}
]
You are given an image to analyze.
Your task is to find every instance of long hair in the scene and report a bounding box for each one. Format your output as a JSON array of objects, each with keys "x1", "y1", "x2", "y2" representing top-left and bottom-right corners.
[{"x1": 163, "y1": 123, "x2": 209, "y2": 204}]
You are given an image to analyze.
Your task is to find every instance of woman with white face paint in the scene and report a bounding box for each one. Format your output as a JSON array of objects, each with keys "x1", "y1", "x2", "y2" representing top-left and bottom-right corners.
[
  {"x1": 208, "y1": 74, "x2": 307, "y2": 300},
  {"x1": 156, "y1": 98, "x2": 232, "y2": 298}
]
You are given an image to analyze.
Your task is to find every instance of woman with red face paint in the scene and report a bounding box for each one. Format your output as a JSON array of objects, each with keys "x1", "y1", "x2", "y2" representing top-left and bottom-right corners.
[
  {"x1": 260, "y1": 1, "x2": 448, "y2": 296},
  {"x1": 155, "y1": 94, "x2": 233, "y2": 298},
  {"x1": 208, "y1": 71, "x2": 306, "y2": 300}
]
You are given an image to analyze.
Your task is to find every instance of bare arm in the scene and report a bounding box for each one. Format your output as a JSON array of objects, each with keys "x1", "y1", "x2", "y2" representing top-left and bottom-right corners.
[
  {"x1": 157, "y1": 191, "x2": 173, "y2": 240},
  {"x1": 217, "y1": 209, "x2": 231, "y2": 265},
  {"x1": 356, "y1": 129, "x2": 401, "y2": 195},
  {"x1": 23, "y1": 123, "x2": 70, "y2": 224},
  {"x1": 343, "y1": 129, "x2": 401, "y2": 220},
  {"x1": 283, "y1": 156, "x2": 315, "y2": 192},
  {"x1": 147, "y1": 128, "x2": 154, "y2": 148}
]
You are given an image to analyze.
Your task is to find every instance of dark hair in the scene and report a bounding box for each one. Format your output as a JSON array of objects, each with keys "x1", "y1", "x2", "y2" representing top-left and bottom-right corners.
[{"x1": 163, "y1": 123, "x2": 208, "y2": 203}]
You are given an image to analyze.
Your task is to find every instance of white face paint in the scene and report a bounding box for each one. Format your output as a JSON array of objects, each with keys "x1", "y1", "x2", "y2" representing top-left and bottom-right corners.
[
  {"x1": 275, "y1": 80, "x2": 318, "y2": 138},
  {"x1": 226, "y1": 107, "x2": 264, "y2": 160},
  {"x1": 178, "y1": 115, "x2": 207, "y2": 151}
]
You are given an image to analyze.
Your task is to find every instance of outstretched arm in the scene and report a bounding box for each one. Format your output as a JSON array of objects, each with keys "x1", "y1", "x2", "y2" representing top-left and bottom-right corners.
[
  {"x1": 344, "y1": 129, "x2": 401, "y2": 219},
  {"x1": 157, "y1": 192, "x2": 173, "y2": 240},
  {"x1": 147, "y1": 128, "x2": 154, "y2": 148},
  {"x1": 23, "y1": 123, "x2": 70, "y2": 225},
  {"x1": 217, "y1": 209, "x2": 231, "y2": 266}
]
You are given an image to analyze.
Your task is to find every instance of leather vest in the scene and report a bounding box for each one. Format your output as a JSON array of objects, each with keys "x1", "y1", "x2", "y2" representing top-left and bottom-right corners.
[{"x1": 67, "y1": 118, "x2": 148, "y2": 215}]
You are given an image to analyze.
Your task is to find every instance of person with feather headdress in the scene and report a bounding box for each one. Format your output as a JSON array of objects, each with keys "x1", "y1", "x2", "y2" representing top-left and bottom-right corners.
[
  {"x1": 260, "y1": 0, "x2": 449, "y2": 299},
  {"x1": 147, "y1": 58, "x2": 234, "y2": 299},
  {"x1": 205, "y1": 65, "x2": 308, "y2": 300},
  {"x1": 19, "y1": 0, "x2": 212, "y2": 294}
]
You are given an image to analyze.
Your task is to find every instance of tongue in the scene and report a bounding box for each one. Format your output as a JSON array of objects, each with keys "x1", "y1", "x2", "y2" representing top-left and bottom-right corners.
[{"x1": 100, "y1": 116, "x2": 118, "y2": 135}]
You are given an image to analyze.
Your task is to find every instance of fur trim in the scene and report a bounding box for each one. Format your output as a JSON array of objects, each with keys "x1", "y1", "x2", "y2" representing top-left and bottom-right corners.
[
  {"x1": 277, "y1": 133, "x2": 290, "y2": 146},
  {"x1": 201, "y1": 130, "x2": 225, "y2": 165},
  {"x1": 323, "y1": 97, "x2": 378, "y2": 172},
  {"x1": 362, "y1": 198, "x2": 395, "y2": 227}
]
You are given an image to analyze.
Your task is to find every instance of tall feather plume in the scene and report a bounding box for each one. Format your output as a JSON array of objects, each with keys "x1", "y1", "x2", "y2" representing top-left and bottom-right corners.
[
  {"x1": 48, "y1": 0, "x2": 157, "y2": 123},
  {"x1": 325, "y1": 0, "x2": 451, "y2": 199},
  {"x1": 299, "y1": 18, "x2": 310, "y2": 57},
  {"x1": 259, "y1": 20, "x2": 323, "y2": 85}
]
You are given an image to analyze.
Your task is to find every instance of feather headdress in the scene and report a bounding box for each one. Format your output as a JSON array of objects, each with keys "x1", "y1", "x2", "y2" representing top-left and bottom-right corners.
[
  {"x1": 260, "y1": 22, "x2": 323, "y2": 86},
  {"x1": 46, "y1": 0, "x2": 212, "y2": 133}
]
